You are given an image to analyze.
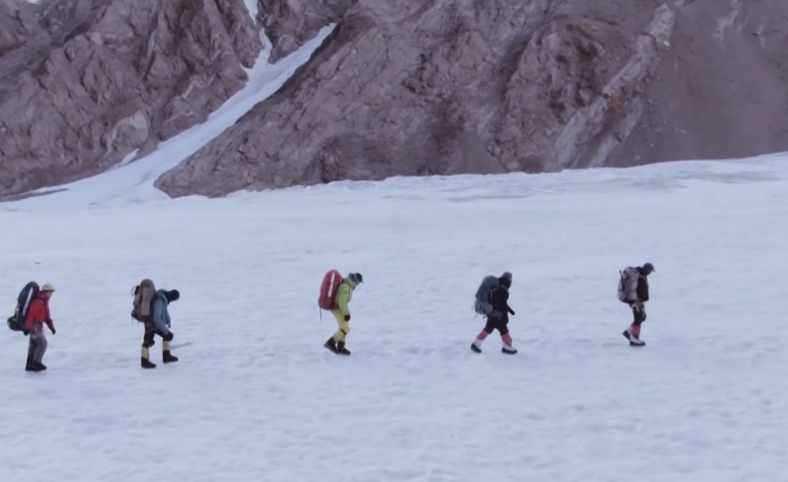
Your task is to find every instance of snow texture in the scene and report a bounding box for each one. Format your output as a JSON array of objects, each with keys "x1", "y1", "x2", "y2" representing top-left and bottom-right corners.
[{"x1": 1, "y1": 150, "x2": 787, "y2": 481}]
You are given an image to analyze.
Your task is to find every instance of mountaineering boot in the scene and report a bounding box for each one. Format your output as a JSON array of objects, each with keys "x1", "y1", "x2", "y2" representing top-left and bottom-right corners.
[
  {"x1": 471, "y1": 331, "x2": 488, "y2": 353},
  {"x1": 336, "y1": 341, "x2": 351, "y2": 356},
  {"x1": 622, "y1": 325, "x2": 645, "y2": 347},
  {"x1": 36, "y1": 362, "x2": 47, "y2": 371},
  {"x1": 324, "y1": 337, "x2": 338, "y2": 354},
  {"x1": 162, "y1": 340, "x2": 178, "y2": 363},
  {"x1": 25, "y1": 357, "x2": 42, "y2": 372},
  {"x1": 141, "y1": 346, "x2": 156, "y2": 368},
  {"x1": 470, "y1": 339, "x2": 483, "y2": 353},
  {"x1": 501, "y1": 334, "x2": 517, "y2": 355}
]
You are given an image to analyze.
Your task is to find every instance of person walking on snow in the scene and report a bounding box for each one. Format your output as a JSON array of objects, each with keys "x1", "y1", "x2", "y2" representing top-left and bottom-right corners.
[
  {"x1": 141, "y1": 288, "x2": 180, "y2": 369},
  {"x1": 23, "y1": 283, "x2": 56, "y2": 372},
  {"x1": 324, "y1": 272, "x2": 363, "y2": 356},
  {"x1": 619, "y1": 262, "x2": 654, "y2": 346},
  {"x1": 471, "y1": 272, "x2": 517, "y2": 354}
]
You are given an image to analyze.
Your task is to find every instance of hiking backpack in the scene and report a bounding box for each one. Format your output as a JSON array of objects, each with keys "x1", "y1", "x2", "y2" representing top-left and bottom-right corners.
[
  {"x1": 131, "y1": 279, "x2": 157, "y2": 323},
  {"x1": 473, "y1": 275, "x2": 498, "y2": 315},
  {"x1": 7, "y1": 281, "x2": 39, "y2": 332},
  {"x1": 318, "y1": 269, "x2": 343, "y2": 311},
  {"x1": 617, "y1": 267, "x2": 637, "y2": 302}
]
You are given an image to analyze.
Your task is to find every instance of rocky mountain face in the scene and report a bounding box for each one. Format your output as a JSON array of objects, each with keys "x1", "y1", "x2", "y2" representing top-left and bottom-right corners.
[
  {"x1": 156, "y1": 0, "x2": 788, "y2": 197},
  {"x1": 0, "y1": 0, "x2": 262, "y2": 196},
  {"x1": 2, "y1": 0, "x2": 787, "y2": 199}
]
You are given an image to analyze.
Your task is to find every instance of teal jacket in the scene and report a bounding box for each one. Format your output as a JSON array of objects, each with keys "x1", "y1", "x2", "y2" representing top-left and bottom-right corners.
[{"x1": 151, "y1": 290, "x2": 172, "y2": 333}]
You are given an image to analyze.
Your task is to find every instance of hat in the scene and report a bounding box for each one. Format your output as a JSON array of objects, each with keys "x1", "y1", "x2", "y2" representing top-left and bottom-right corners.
[
  {"x1": 348, "y1": 272, "x2": 363, "y2": 284},
  {"x1": 41, "y1": 283, "x2": 55, "y2": 292},
  {"x1": 641, "y1": 263, "x2": 655, "y2": 275},
  {"x1": 165, "y1": 289, "x2": 180, "y2": 302}
]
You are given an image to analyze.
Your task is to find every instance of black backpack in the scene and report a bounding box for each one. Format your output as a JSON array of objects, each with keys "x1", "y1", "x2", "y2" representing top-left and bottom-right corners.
[{"x1": 7, "y1": 281, "x2": 39, "y2": 333}]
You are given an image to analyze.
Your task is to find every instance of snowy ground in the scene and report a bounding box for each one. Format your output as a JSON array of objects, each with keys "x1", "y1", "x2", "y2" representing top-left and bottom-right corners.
[{"x1": 0, "y1": 154, "x2": 787, "y2": 482}]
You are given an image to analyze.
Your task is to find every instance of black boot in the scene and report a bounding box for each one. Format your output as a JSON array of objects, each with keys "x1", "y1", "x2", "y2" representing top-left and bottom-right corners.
[
  {"x1": 336, "y1": 341, "x2": 351, "y2": 356},
  {"x1": 324, "y1": 337, "x2": 338, "y2": 353},
  {"x1": 163, "y1": 351, "x2": 179, "y2": 363},
  {"x1": 36, "y1": 361, "x2": 47, "y2": 370},
  {"x1": 25, "y1": 357, "x2": 41, "y2": 372},
  {"x1": 141, "y1": 357, "x2": 156, "y2": 369}
]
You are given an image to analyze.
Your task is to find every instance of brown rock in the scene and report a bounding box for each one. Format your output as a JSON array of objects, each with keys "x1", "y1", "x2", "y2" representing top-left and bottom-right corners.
[
  {"x1": 258, "y1": 0, "x2": 355, "y2": 62},
  {"x1": 155, "y1": 0, "x2": 678, "y2": 197},
  {"x1": 0, "y1": 0, "x2": 263, "y2": 197},
  {"x1": 0, "y1": 0, "x2": 40, "y2": 56},
  {"x1": 612, "y1": 0, "x2": 788, "y2": 167},
  {"x1": 157, "y1": 0, "x2": 788, "y2": 198},
  {"x1": 7, "y1": 0, "x2": 788, "y2": 200}
]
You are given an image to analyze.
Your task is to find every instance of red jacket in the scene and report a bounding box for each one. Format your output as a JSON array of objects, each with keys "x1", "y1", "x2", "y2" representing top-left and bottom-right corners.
[{"x1": 24, "y1": 294, "x2": 54, "y2": 333}]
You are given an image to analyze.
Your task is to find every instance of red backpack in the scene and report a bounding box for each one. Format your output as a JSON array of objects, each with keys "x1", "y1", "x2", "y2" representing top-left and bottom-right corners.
[{"x1": 318, "y1": 269, "x2": 343, "y2": 312}]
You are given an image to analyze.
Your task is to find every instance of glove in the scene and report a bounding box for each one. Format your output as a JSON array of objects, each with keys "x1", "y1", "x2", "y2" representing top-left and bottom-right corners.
[
  {"x1": 344, "y1": 314, "x2": 351, "y2": 322},
  {"x1": 50, "y1": 327, "x2": 56, "y2": 335},
  {"x1": 630, "y1": 300, "x2": 643, "y2": 312},
  {"x1": 46, "y1": 318, "x2": 55, "y2": 334},
  {"x1": 23, "y1": 330, "x2": 29, "y2": 336}
]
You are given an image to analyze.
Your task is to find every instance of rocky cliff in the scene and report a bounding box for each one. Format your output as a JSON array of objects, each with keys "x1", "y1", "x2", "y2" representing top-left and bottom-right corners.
[
  {"x1": 2, "y1": 0, "x2": 787, "y2": 199},
  {"x1": 156, "y1": 0, "x2": 788, "y2": 197},
  {"x1": 0, "y1": 0, "x2": 262, "y2": 196}
]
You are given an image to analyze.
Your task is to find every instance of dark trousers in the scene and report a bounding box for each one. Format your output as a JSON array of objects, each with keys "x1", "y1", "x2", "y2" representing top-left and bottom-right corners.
[
  {"x1": 631, "y1": 306, "x2": 647, "y2": 326},
  {"x1": 142, "y1": 322, "x2": 173, "y2": 348},
  {"x1": 483, "y1": 313, "x2": 509, "y2": 335},
  {"x1": 27, "y1": 331, "x2": 48, "y2": 363}
]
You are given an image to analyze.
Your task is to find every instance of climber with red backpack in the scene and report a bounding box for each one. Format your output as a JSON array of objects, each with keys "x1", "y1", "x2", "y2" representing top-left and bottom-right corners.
[{"x1": 318, "y1": 270, "x2": 363, "y2": 356}]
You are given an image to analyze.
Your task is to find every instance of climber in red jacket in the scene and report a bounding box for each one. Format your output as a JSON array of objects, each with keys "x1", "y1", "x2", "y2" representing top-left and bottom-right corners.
[{"x1": 24, "y1": 283, "x2": 56, "y2": 372}]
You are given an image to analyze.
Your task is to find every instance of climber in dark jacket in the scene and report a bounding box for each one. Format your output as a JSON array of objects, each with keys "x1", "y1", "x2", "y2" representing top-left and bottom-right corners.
[
  {"x1": 471, "y1": 272, "x2": 517, "y2": 355},
  {"x1": 621, "y1": 262, "x2": 655, "y2": 346}
]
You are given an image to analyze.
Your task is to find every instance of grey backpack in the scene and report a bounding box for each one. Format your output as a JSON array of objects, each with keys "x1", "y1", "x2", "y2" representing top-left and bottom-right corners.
[
  {"x1": 617, "y1": 267, "x2": 638, "y2": 302},
  {"x1": 474, "y1": 276, "x2": 498, "y2": 315}
]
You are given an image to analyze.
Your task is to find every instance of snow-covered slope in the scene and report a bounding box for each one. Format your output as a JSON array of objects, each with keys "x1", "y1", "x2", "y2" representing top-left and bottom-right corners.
[{"x1": 0, "y1": 153, "x2": 786, "y2": 482}]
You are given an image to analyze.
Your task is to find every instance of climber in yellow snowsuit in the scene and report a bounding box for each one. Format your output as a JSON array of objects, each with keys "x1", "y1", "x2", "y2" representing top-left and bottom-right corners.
[{"x1": 324, "y1": 272, "x2": 363, "y2": 356}]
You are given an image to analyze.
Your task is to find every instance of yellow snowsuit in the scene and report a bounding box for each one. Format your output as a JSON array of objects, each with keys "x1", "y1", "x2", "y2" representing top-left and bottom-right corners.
[{"x1": 331, "y1": 278, "x2": 356, "y2": 343}]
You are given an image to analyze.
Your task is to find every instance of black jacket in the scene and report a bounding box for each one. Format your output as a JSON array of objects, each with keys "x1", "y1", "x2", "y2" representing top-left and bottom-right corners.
[
  {"x1": 636, "y1": 268, "x2": 650, "y2": 302},
  {"x1": 490, "y1": 284, "x2": 515, "y2": 321}
]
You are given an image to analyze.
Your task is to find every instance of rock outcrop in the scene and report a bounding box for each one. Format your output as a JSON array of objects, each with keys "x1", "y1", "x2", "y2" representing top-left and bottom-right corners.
[
  {"x1": 3, "y1": 0, "x2": 788, "y2": 200},
  {"x1": 156, "y1": 0, "x2": 788, "y2": 198},
  {"x1": 0, "y1": 0, "x2": 40, "y2": 57},
  {"x1": 258, "y1": 0, "x2": 354, "y2": 62},
  {"x1": 0, "y1": 0, "x2": 262, "y2": 196},
  {"x1": 616, "y1": 0, "x2": 788, "y2": 167}
]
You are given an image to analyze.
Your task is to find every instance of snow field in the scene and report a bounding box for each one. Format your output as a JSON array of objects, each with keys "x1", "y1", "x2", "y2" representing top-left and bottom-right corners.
[{"x1": 0, "y1": 157, "x2": 787, "y2": 481}]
